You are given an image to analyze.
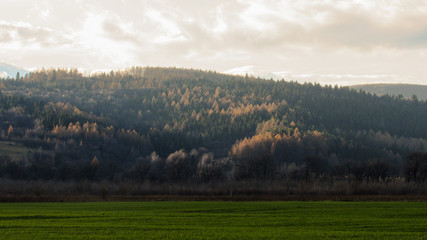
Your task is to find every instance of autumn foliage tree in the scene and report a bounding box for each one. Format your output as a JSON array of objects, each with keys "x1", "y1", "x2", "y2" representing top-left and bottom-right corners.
[{"x1": 229, "y1": 134, "x2": 276, "y2": 180}]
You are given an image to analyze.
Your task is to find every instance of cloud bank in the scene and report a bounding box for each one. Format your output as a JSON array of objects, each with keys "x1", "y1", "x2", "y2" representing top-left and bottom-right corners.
[{"x1": 1, "y1": 0, "x2": 427, "y2": 85}]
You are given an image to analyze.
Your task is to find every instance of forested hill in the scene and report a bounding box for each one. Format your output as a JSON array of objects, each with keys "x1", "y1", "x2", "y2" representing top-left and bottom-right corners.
[{"x1": 0, "y1": 67, "x2": 426, "y2": 182}]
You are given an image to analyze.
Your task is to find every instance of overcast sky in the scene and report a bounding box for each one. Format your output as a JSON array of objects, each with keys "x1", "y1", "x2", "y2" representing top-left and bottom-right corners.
[{"x1": 1, "y1": 0, "x2": 427, "y2": 85}]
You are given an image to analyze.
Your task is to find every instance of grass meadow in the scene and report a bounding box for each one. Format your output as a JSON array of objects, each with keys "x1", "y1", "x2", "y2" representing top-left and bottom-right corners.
[{"x1": 0, "y1": 201, "x2": 426, "y2": 239}]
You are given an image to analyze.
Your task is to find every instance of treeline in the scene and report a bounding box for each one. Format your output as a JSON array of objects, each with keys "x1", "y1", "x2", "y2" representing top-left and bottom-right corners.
[{"x1": 0, "y1": 67, "x2": 426, "y2": 189}]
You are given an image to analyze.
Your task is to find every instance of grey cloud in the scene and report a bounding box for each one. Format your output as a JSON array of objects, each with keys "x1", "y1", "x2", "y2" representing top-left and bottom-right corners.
[
  {"x1": 150, "y1": 0, "x2": 427, "y2": 53},
  {"x1": 63, "y1": 0, "x2": 427, "y2": 72},
  {"x1": 307, "y1": 9, "x2": 427, "y2": 50},
  {"x1": 0, "y1": 22, "x2": 71, "y2": 47},
  {"x1": 0, "y1": 27, "x2": 14, "y2": 42},
  {"x1": 102, "y1": 20, "x2": 141, "y2": 45},
  {"x1": 402, "y1": 28, "x2": 427, "y2": 47}
]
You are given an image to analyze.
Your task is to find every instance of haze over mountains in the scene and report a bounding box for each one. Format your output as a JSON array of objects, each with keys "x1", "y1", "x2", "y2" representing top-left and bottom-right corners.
[
  {"x1": 350, "y1": 84, "x2": 427, "y2": 101},
  {"x1": 0, "y1": 62, "x2": 28, "y2": 79}
]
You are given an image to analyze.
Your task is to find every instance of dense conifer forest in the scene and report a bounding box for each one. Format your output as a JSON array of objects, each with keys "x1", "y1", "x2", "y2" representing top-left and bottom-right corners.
[{"x1": 0, "y1": 67, "x2": 426, "y2": 197}]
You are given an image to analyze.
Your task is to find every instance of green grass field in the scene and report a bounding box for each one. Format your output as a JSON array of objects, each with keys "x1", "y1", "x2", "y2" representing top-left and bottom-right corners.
[{"x1": 0, "y1": 201, "x2": 426, "y2": 239}]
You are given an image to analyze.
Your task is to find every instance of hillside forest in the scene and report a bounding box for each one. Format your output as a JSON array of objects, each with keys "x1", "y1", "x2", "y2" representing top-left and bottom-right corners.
[{"x1": 0, "y1": 67, "x2": 426, "y2": 197}]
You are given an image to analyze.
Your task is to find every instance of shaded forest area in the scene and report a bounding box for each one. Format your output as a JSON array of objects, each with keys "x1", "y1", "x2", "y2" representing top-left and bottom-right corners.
[{"x1": 0, "y1": 67, "x2": 426, "y2": 198}]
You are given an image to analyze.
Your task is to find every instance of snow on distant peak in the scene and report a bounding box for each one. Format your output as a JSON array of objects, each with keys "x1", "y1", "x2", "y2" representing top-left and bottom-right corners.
[
  {"x1": 223, "y1": 65, "x2": 255, "y2": 75},
  {"x1": 224, "y1": 66, "x2": 285, "y2": 80}
]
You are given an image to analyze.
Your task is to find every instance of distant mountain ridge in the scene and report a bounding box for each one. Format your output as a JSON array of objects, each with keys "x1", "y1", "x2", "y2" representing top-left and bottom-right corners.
[
  {"x1": 0, "y1": 62, "x2": 28, "y2": 78},
  {"x1": 350, "y1": 83, "x2": 427, "y2": 100}
]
